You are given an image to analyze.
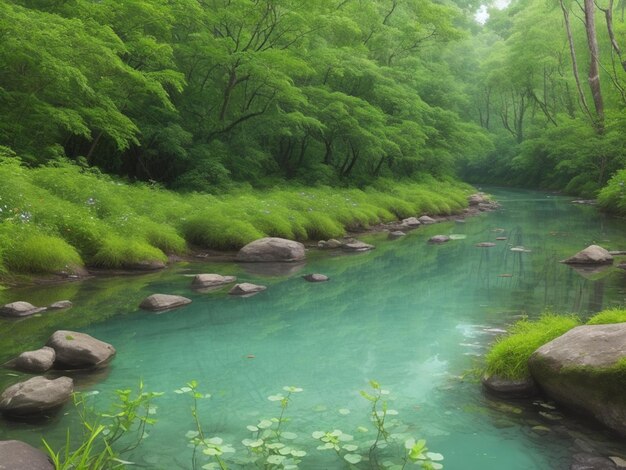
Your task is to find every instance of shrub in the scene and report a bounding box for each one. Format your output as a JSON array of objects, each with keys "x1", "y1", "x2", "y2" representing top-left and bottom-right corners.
[
  {"x1": 485, "y1": 314, "x2": 581, "y2": 380},
  {"x1": 586, "y1": 308, "x2": 626, "y2": 325},
  {"x1": 89, "y1": 235, "x2": 167, "y2": 268},
  {"x1": 4, "y1": 232, "x2": 83, "y2": 273}
]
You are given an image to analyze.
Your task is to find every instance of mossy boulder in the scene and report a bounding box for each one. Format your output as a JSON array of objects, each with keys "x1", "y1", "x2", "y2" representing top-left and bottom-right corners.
[{"x1": 528, "y1": 323, "x2": 626, "y2": 437}]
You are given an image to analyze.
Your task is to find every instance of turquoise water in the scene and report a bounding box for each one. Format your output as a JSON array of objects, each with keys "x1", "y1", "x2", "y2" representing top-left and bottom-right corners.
[{"x1": 1, "y1": 188, "x2": 626, "y2": 469}]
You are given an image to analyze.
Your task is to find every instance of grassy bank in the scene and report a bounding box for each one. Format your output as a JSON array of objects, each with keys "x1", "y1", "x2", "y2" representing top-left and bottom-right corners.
[
  {"x1": 485, "y1": 309, "x2": 626, "y2": 380},
  {"x1": 598, "y1": 169, "x2": 626, "y2": 216},
  {"x1": 0, "y1": 157, "x2": 473, "y2": 276}
]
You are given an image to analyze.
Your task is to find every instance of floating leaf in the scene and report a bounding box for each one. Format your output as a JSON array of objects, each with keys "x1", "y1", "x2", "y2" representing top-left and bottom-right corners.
[
  {"x1": 357, "y1": 426, "x2": 369, "y2": 433},
  {"x1": 258, "y1": 420, "x2": 273, "y2": 429},
  {"x1": 312, "y1": 431, "x2": 325, "y2": 439},
  {"x1": 268, "y1": 394, "x2": 284, "y2": 402},
  {"x1": 266, "y1": 443, "x2": 285, "y2": 450},
  {"x1": 282, "y1": 432, "x2": 297, "y2": 440},
  {"x1": 185, "y1": 430, "x2": 200, "y2": 439},
  {"x1": 344, "y1": 454, "x2": 362, "y2": 464},
  {"x1": 343, "y1": 444, "x2": 358, "y2": 452},
  {"x1": 386, "y1": 409, "x2": 399, "y2": 416},
  {"x1": 426, "y1": 452, "x2": 444, "y2": 461},
  {"x1": 267, "y1": 455, "x2": 286, "y2": 465},
  {"x1": 279, "y1": 446, "x2": 293, "y2": 455},
  {"x1": 339, "y1": 408, "x2": 350, "y2": 415},
  {"x1": 246, "y1": 425, "x2": 259, "y2": 432},
  {"x1": 291, "y1": 450, "x2": 307, "y2": 457},
  {"x1": 242, "y1": 439, "x2": 264, "y2": 448},
  {"x1": 283, "y1": 386, "x2": 303, "y2": 393}
]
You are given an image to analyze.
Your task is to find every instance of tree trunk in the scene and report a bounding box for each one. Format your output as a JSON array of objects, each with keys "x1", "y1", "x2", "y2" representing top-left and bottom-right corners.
[{"x1": 584, "y1": 0, "x2": 605, "y2": 131}]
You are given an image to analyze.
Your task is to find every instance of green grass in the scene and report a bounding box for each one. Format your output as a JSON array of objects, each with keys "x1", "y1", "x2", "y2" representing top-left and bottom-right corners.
[
  {"x1": 597, "y1": 169, "x2": 626, "y2": 215},
  {"x1": 0, "y1": 157, "x2": 474, "y2": 274},
  {"x1": 586, "y1": 308, "x2": 626, "y2": 325},
  {"x1": 485, "y1": 314, "x2": 581, "y2": 380}
]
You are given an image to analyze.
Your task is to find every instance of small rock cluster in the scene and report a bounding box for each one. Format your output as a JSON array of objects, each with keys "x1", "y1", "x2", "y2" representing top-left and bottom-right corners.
[{"x1": 0, "y1": 300, "x2": 73, "y2": 318}]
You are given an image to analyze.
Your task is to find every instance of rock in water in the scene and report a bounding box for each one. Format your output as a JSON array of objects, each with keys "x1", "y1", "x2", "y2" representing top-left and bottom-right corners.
[
  {"x1": 342, "y1": 241, "x2": 375, "y2": 252},
  {"x1": 229, "y1": 283, "x2": 267, "y2": 296},
  {"x1": 476, "y1": 242, "x2": 496, "y2": 248},
  {"x1": 570, "y1": 453, "x2": 617, "y2": 470},
  {"x1": 429, "y1": 235, "x2": 450, "y2": 244},
  {"x1": 191, "y1": 274, "x2": 236, "y2": 288},
  {"x1": 139, "y1": 294, "x2": 192, "y2": 311},
  {"x1": 528, "y1": 324, "x2": 626, "y2": 437},
  {"x1": 46, "y1": 330, "x2": 116, "y2": 369},
  {"x1": 468, "y1": 193, "x2": 486, "y2": 206},
  {"x1": 0, "y1": 376, "x2": 73, "y2": 416},
  {"x1": 0, "y1": 301, "x2": 46, "y2": 317},
  {"x1": 11, "y1": 347, "x2": 56, "y2": 373},
  {"x1": 303, "y1": 274, "x2": 329, "y2": 282},
  {"x1": 0, "y1": 440, "x2": 54, "y2": 470},
  {"x1": 562, "y1": 245, "x2": 613, "y2": 265},
  {"x1": 48, "y1": 300, "x2": 73, "y2": 310},
  {"x1": 401, "y1": 217, "x2": 421, "y2": 227},
  {"x1": 388, "y1": 231, "x2": 406, "y2": 240},
  {"x1": 481, "y1": 374, "x2": 536, "y2": 398},
  {"x1": 318, "y1": 239, "x2": 343, "y2": 249},
  {"x1": 237, "y1": 237, "x2": 305, "y2": 262}
]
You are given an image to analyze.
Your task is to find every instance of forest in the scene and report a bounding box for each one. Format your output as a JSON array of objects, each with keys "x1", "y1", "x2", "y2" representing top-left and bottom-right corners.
[{"x1": 0, "y1": 0, "x2": 626, "y2": 275}]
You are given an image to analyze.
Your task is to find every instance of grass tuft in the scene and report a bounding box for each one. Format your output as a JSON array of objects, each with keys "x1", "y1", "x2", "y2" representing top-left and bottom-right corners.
[
  {"x1": 586, "y1": 308, "x2": 626, "y2": 325},
  {"x1": 4, "y1": 232, "x2": 83, "y2": 273}
]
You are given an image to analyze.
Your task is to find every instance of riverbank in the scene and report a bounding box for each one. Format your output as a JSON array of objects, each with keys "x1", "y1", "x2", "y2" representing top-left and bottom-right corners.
[{"x1": 1, "y1": 158, "x2": 477, "y2": 286}]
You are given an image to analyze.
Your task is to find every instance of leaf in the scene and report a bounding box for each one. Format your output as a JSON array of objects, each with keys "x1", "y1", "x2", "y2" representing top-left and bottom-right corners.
[
  {"x1": 185, "y1": 430, "x2": 200, "y2": 439},
  {"x1": 258, "y1": 420, "x2": 272, "y2": 429},
  {"x1": 267, "y1": 455, "x2": 286, "y2": 465},
  {"x1": 344, "y1": 453, "x2": 363, "y2": 464},
  {"x1": 291, "y1": 450, "x2": 307, "y2": 457},
  {"x1": 282, "y1": 432, "x2": 298, "y2": 440},
  {"x1": 206, "y1": 437, "x2": 223, "y2": 445},
  {"x1": 282, "y1": 386, "x2": 303, "y2": 393},
  {"x1": 343, "y1": 444, "x2": 358, "y2": 452},
  {"x1": 268, "y1": 394, "x2": 284, "y2": 401},
  {"x1": 242, "y1": 439, "x2": 264, "y2": 448},
  {"x1": 247, "y1": 425, "x2": 259, "y2": 432},
  {"x1": 339, "y1": 408, "x2": 351, "y2": 415},
  {"x1": 311, "y1": 431, "x2": 325, "y2": 439},
  {"x1": 426, "y1": 452, "x2": 444, "y2": 461}
]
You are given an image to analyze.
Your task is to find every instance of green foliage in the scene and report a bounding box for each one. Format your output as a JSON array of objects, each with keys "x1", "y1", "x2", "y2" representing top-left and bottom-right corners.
[
  {"x1": 43, "y1": 383, "x2": 162, "y2": 470},
  {"x1": 598, "y1": 170, "x2": 626, "y2": 215},
  {"x1": 3, "y1": 231, "x2": 83, "y2": 274},
  {"x1": 485, "y1": 314, "x2": 581, "y2": 380},
  {"x1": 586, "y1": 308, "x2": 626, "y2": 325},
  {"x1": 90, "y1": 236, "x2": 167, "y2": 269}
]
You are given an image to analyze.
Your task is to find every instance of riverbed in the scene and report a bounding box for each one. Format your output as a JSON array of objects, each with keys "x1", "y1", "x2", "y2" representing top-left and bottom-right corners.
[{"x1": 1, "y1": 188, "x2": 625, "y2": 469}]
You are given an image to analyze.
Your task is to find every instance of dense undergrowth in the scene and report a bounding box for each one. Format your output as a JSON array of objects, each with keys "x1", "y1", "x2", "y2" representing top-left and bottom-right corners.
[
  {"x1": 1, "y1": 158, "x2": 472, "y2": 275},
  {"x1": 485, "y1": 309, "x2": 626, "y2": 380}
]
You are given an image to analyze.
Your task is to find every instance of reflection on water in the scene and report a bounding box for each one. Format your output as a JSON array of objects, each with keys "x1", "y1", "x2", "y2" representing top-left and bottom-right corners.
[{"x1": 1, "y1": 188, "x2": 626, "y2": 469}]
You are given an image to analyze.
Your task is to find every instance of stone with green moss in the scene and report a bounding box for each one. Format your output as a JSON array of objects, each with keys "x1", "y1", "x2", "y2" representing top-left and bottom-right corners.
[{"x1": 528, "y1": 323, "x2": 626, "y2": 437}]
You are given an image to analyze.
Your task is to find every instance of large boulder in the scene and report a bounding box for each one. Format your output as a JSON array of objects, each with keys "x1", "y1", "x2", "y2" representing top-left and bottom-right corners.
[
  {"x1": 139, "y1": 294, "x2": 192, "y2": 311},
  {"x1": 0, "y1": 376, "x2": 73, "y2": 416},
  {"x1": 237, "y1": 237, "x2": 305, "y2": 262},
  {"x1": 11, "y1": 347, "x2": 56, "y2": 373},
  {"x1": 46, "y1": 330, "x2": 116, "y2": 369},
  {"x1": 528, "y1": 323, "x2": 626, "y2": 436},
  {"x1": 562, "y1": 245, "x2": 613, "y2": 265},
  {"x1": 0, "y1": 301, "x2": 46, "y2": 318},
  {"x1": 191, "y1": 274, "x2": 236, "y2": 288},
  {"x1": 0, "y1": 440, "x2": 54, "y2": 470}
]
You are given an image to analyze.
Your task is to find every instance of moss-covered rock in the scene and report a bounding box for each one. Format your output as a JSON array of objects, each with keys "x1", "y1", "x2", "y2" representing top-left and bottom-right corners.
[{"x1": 528, "y1": 323, "x2": 626, "y2": 437}]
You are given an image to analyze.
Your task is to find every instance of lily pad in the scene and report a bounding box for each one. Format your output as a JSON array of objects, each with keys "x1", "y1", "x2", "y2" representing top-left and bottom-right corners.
[{"x1": 344, "y1": 454, "x2": 363, "y2": 464}]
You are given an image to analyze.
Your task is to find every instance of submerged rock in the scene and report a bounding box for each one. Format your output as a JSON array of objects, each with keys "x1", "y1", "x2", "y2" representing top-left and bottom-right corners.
[
  {"x1": 229, "y1": 283, "x2": 267, "y2": 296},
  {"x1": 468, "y1": 193, "x2": 487, "y2": 206},
  {"x1": 318, "y1": 239, "x2": 343, "y2": 249},
  {"x1": 388, "y1": 231, "x2": 406, "y2": 240},
  {"x1": 47, "y1": 330, "x2": 116, "y2": 369},
  {"x1": 48, "y1": 300, "x2": 73, "y2": 310},
  {"x1": 237, "y1": 237, "x2": 305, "y2": 262},
  {"x1": 528, "y1": 323, "x2": 626, "y2": 437},
  {"x1": 476, "y1": 242, "x2": 496, "y2": 248},
  {"x1": 10, "y1": 347, "x2": 56, "y2": 373},
  {"x1": 0, "y1": 440, "x2": 54, "y2": 470},
  {"x1": 0, "y1": 376, "x2": 73, "y2": 416},
  {"x1": 140, "y1": 294, "x2": 192, "y2": 311},
  {"x1": 342, "y1": 241, "x2": 375, "y2": 252},
  {"x1": 303, "y1": 273, "x2": 329, "y2": 283},
  {"x1": 481, "y1": 374, "x2": 537, "y2": 398},
  {"x1": 429, "y1": 235, "x2": 450, "y2": 244},
  {"x1": 191, "y1": 274, "x2": 236, "y2": 288},
  {"x1": 510, "y1": 246, "x2": 532, "y2": 253},
  {"x1": 126, "y1": 260, "x2": 166, "y2": 271},
  {"x1": 562, "y1": 245, "x2": 613, "y2": 265},
  {"x1": 0, "y1": 301, "x2": 46, "y2": 318},
  {"x1": 570, "y1": 453, "x2": 617, "y2": 470}
]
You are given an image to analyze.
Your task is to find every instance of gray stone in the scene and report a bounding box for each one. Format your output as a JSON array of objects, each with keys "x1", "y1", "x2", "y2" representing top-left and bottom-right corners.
[
  {"x1": 342, "y1": 241, "x2": 375, "y2": 252},
  {"x1": 388, "y1": 231, "x2": 406, "y2": 240},
  {"x1": 528, "y1": 323, "x2": 626, "y2": 437},
  {"x1": 609, "y1": 456, "x2": 626, "y2": 468},
  {"x1": 46, "y1": 330, "x2": 116, "y2": 369},
  {"x1": 229, "y1": 283, "x2": 267, "y2": 296},
  {"x1": 237, "y1": 237, "x2": 305, "y2": 262},
  {"x1": 418, "y1": 215, "x2": 436, "y2": 224},
  {"x1": 562, "y1": 245, "x2": 613, "y2": 265},
  {"x1": 618, "y1": 263, "x2": 626, "y2": 270},
  {"x1": 192, "y1": 274, "x2": 236, "y2": 288},
  {"x1": 608, "y1": 251, "x2": 626, "y2": 256},
  {"x1": 0, "y1": 301, "x2": 46, "y2": 318},
  {"x1": 0, "y1": 440, "x2": 54, "y2": 470},
  {"x1": 48, "y1": 300, "x2": 73, "y2": 310},
  {"x1": 0, "y1": 376, "x2": 73, "y2": 416},
  {"x1": 303, "y1": 273, "x2": 329, "y2": 282},
  {"x1": 12, "y1": 347, "x2": 56, "y2": 373},
  {"x1": 468, "y1": 193, "x2": 486, "y2": 206},
  {"x1": 570, "y1": 453, "x2": 617, "y2": 470},
  {"x1": 429, "y1": 235, "x2": 450, "y2": 244},
  {"x1": 318, "y1": 239, "x2": 343, "y2": 249},
  {"x1": 476, "y1": 242, "x2": 497, "y2": 247},
  {"x1": 481, "y1": 374, "x2": 537, "y2": 398},
  {"x1": 401, "y1": 217, "x2": 421, "y2": 227},
  {"x1": 125, "y1": 260, "x2": 166, "y2": 271},
  {"x1": 140, "y1": 294, "x2": 192, "y2": 311}
]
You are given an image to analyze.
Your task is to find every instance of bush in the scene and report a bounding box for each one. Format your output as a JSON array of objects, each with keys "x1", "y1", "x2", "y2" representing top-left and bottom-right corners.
[
  {"x1": 485, "y1": 314, "x2": 581, "y2": 380},
  {"x1": 598, "y1": 169, "x2": 626, "y2": 215},
  {"x1": 586, "y1": 308, "x2": 626, "y2": 325},
  {"x1": 89, "y1": 235, "x2": 167, "y2": 268},
  {"x1": 4, "y1": 232, "x2": 83, "y2": 273}
]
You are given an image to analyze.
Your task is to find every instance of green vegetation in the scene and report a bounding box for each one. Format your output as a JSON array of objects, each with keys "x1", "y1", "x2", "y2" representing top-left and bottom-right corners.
[
  {"x1": 485, "y1": 308, "x2": 626, "y2": 380},
  {"x1": 484, "y1": 314, "x2": 581, "y2": 380},
  {"x1": 598, "y1": 170, "x2": 626, "y2": 216},
  {"x1": 0, "y1": 157, "x2": 471, "y2": 275}
]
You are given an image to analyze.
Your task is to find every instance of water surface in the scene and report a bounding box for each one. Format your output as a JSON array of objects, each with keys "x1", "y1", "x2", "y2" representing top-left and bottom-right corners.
[{"x1": 1, "y1": 188, "x2": 626, "y2": 469}]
